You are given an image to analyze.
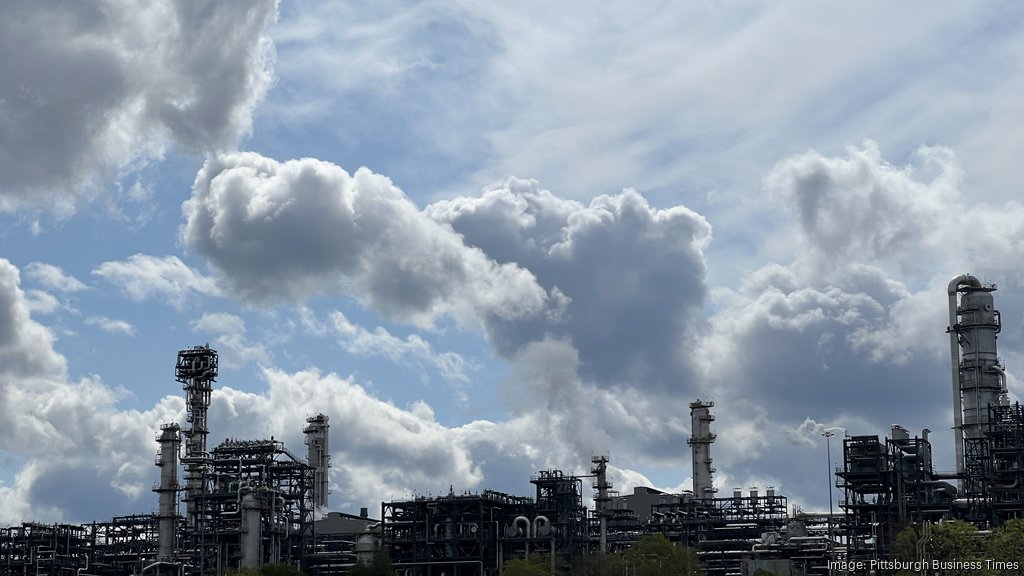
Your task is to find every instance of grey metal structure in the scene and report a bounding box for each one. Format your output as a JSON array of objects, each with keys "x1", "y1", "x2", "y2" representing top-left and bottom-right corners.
[
  {"x1": 688, "y1": 399, "x2": 716, "y2": 500},
  {"x1": 591, "y1": 455, "x2": 611, "y2": 554},
  {"x1": 304, "y1": 413, "x2": 332, "y2": 514},
  {"x1": 154, "y1": 423, "x2": 181, "y2": 561},
  {"x1": 176, "y1": 345, "x2": 218, "y2": 528},
  {"x1": 947, "y1": 275, "x2": 1009, "y2": 491}
]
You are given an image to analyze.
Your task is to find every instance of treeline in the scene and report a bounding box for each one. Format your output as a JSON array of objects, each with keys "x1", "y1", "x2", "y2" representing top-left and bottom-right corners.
[{"x1": 891, "y1": 519, "x2": 1024, "y2": 576}]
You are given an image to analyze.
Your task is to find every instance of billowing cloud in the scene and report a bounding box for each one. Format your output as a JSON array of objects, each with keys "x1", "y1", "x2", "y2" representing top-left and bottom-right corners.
[
  {"x1": 0, "y1": 260, "x2": 184, "y2": 523},
  {"x1": 93, "y1": 254, "x2": 222, "y2": 307},
  {"x1": 181, "y1": 153, "x2": 550, "y2": 326},
  {"x1": 0, "y1": 0, "x2": 277, "y2": 213},
  {"x1": 700, "y1": 142, "x2": 1024, "y2": 489},
  {"x1": 428, "y1": 178, "x2": 712, "y2": 389}
]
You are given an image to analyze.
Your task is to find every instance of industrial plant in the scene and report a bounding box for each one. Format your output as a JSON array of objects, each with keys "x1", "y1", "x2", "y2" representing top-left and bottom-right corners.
[{"x1": 1, "y1": 274, "x2": 1022, "y2": 575}]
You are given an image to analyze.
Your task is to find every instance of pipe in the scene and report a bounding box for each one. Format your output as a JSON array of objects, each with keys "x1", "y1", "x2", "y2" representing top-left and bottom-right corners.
[
  {"x1": 991, "y1": 365, "x2": 1009, "y2": 405},
  {"x1": 513, "y1": 516, "x2": 531, "y2": 538},
  {"x1": 949, "y1": 274, "x2": 981, "y2": 488},
  {"x1": 532, "y1": 515, "x2": 550, "y2": 536}
]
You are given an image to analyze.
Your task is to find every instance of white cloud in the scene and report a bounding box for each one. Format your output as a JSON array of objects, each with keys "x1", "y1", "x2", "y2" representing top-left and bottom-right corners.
[
  {"x1": 0, "y1": 260, "x2": 186, "y2": 523},
  {"x1": 0, "y1": 260, "x2": 66, "y2": 382},
  {"x1": 692, "y1": 142, "x2": 1024, "y2": 493},
  {"x1": 328, "y1": 310, "x2": 471, "y2": 384},
  {"x1": 25, "y1": 262, "x2": 87, "y2": 293},
  {"x1": 0, "y1": 0, "x2": 277, "y2": 213},
  {"x1": 189, "y1": 312, "x2": 270, "y2": 369},
  {"x1": 181, "y1": 153, "x2": 551, "y2": 327},
  {"x1": 25, "y1": 290, "x2": 60, "y2": 315},
  {"x1": 85, "y1": 315, "x2": 136, "y2": 336},
  {"x1": 92, "y1": 254, "x2": 222, "y2": 308}
]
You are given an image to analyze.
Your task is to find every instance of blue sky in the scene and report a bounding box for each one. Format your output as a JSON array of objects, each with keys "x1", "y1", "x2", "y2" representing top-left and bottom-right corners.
[{"x1": 2, "y1": 0, "x2": 1024, "y2": 523}]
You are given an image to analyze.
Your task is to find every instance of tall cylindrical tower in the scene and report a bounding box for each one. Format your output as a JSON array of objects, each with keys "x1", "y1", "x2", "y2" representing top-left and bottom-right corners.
[
  {"x1": 948, "y1": 275, "x2": 1005, "y2": 488},
  {"x1": 240, "y1": 490, "x2": 263, "y2": 569},
  {"x1": 591, "y1": 455, "x2": 611, "y2": 554},
  {"x1": 154, "y1": 423, "x2": 181, "y2": 560},
  {"x1": 176, "y1": 345, "x2": 218, "y2": 527},
  {"x1": 688, "y1": 400, "x2": 716, "y2": 499},
  {"x1": 303, "y1": 413, "x2": 331, "y2": 513}
]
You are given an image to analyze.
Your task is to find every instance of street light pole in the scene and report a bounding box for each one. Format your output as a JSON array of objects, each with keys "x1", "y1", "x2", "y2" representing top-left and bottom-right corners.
[{"x1": 822, "y1": 430, "x2": 835, "y2": 554}]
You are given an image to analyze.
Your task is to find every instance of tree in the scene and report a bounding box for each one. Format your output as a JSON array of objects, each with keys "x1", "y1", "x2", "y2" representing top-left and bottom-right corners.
[
  {"x1": 890, "y1": 520, "x2": 986, "y2": 576},
  {"x1": 572, "y1": 553, "x2": 627, "y2": 576},
  {"x1": 984, "y1": 519, "x2": 1024, "y2": 575},
  {"x1": 503, "y1": 553, "x2": 563, "y2": 576},
  {"x1": 621, "y1": 534, "x2": 701, "y2": 576}
]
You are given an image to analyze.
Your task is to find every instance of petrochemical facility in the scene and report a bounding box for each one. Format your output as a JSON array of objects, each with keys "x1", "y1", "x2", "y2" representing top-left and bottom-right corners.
[{"x1": 2, "y1": 273, "x2": 1023, "y2": 576}]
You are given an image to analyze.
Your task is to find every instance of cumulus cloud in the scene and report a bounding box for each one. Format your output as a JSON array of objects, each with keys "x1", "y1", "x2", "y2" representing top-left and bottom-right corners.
[
  {"x1": 428, "y1": 178, "x2": 712, "y2": 390},
  {"x1": 181, "y1": 153, "x2": 550, "y2": 326},
  {"x1": 0, "y1": 0, "x2": 277, "y2": 213},
  {"x1": 93, "y1": 254, "x2": 222, "y2": 308},
  {"x1": 0, "y1": 260, "x2": 186, "y2": 523},
  {"x1": 699, "y1": 142, "x2": 1024, "y2": 489},
  {"x1": 179, "y1": 162, "x2": 719, "y2": 485}
]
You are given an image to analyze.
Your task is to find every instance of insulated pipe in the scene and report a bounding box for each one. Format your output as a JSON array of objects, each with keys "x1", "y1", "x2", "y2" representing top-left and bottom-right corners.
[
  {"x1": 991, "y1": 365, "x2": 1009, "y2": 405},
  {"x1": 513, "y1": 516, "x2": 531, "y2": 538},
  {"x1": 949, "y1": 274, "x2": 981, "y2": 486}
]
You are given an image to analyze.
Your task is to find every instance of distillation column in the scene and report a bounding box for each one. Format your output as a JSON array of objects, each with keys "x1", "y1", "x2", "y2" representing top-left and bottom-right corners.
[
  {"x1": 591, "y1": 455, "x2": 611, "y2": 554},
  {"x1": 176, "y1": 345, "x2": 219, "y2": 527},
  {"x1": 154, "y1": 423, "x2": 181, "y2": 560},
  {"x1": 948, "y1": 275, "x2": 1006, "y2": 488},
  {"x1": 304, "y1": 413, "x2": 331, "y2": 513},
  {"x1": 688, "y1": 400, "x2": 716, "y2": 499},
  {"x1": 240, "y1": 490, "x2": 263, "y2": 569}
]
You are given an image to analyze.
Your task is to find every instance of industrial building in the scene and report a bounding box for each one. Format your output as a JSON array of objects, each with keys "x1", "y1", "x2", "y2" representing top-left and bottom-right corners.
[
  {"x1": 2, "y1": 274, "x2": 1024, "y2": 575},
  {"x1": 1, "y1": 346, "x2": 331, "y2": 576}
]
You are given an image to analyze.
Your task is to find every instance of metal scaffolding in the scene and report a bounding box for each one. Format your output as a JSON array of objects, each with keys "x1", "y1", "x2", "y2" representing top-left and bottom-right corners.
[{"x1": 381, "y1": 490, "x2": 533, "y2": 575}]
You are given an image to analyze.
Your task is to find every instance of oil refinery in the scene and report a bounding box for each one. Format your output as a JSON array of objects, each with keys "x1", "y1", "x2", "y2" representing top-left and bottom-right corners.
[{"x1": 1, "y1": 273, "x2": 1022, "y2": 576}]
